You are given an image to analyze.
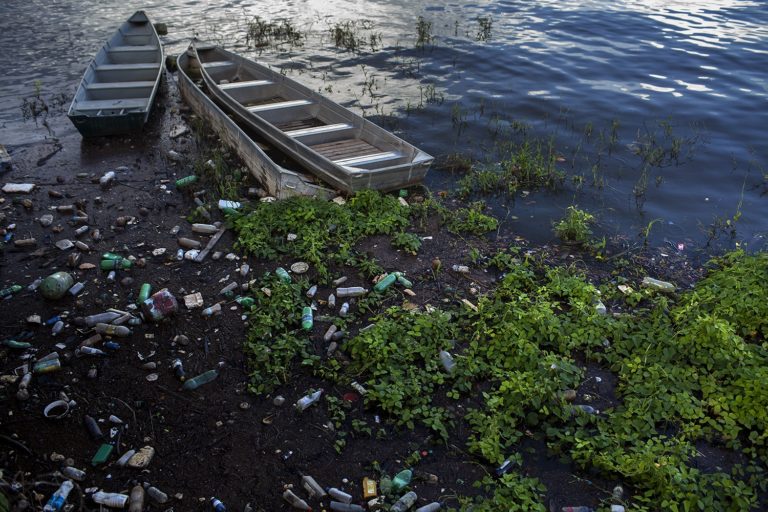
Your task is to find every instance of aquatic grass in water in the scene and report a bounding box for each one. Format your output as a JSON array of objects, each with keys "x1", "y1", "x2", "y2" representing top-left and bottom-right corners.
[{"x1": 245, "y1": 16, "x2": 303, "y2": 49}]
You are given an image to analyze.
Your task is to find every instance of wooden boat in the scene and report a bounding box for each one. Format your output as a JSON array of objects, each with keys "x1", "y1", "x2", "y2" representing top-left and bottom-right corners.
[
  {"x1": 177, "y1": 46, "x2": 334, "y2": 199},
  {"x1": 67, "y1": 12, "x2": 163, "y2": 137},
  {"x1": 190, "y1": 42, "x2": 434, "y2": 193}
]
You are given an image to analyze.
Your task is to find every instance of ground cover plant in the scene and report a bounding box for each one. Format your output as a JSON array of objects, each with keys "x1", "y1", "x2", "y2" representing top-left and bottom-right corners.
[{"x1": 231, "y1": 190, "x2": 768, "y2": 510}]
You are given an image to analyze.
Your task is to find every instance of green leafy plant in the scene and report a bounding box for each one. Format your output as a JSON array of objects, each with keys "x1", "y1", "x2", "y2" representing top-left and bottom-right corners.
[{"x1": 553, "y1": 206, "x2": 594, "y2": 245}]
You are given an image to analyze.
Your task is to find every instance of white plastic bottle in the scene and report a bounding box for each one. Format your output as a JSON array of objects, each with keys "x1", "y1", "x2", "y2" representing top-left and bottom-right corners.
[{"x1": 295, "y1": 389, "x2": 323, "y2": 411}]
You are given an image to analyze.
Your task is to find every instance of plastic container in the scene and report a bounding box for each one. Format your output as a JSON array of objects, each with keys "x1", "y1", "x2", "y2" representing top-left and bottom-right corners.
[
  {"x1": 396, "y1": 273, "x2": 413, "y2": 288},
  {"x1": 100, "y1": 258, "x2": 132, "y2": 271},
  {"x1": 175, "y1": 175, "x2": 199, "y2": 188},
  {"x1": 302, "y1": 475, "x2": 327, "y2": 498},
  {"x1": 306, "y1": 285, "x2": 318, "y2": 298},
  {"x1": 327, "y1": 487, "x2": 352, "y2": 503},
  {"x1": 373, "y1": 273, "x2": 397, "y2": 292},
  {"x1": 182, "y1": 368, "x2": 220, "y2": 391},
  {"x1": 85, "y1": 311, "x2": 121, "y2": 326},
  {"x1": 391, "y1": 491, "x2": 418, "y2": 512},
  {"x1": 61, "y1": 466, "x2": 85, "y2": 481},
  {"x1": 43, "y1": 480, "x2": 74, "y2": 511},
  {"x1": 137, "y1": 283, "x2": 151, "y2": 304},
  {"x1": 392, "y1": 469, "x2": 413, "y2": 491},
  {"x1": 362, "y1": 477, "x2": 377, "y2": 499},
  {"x1": 128, "y1": 485, "x2": 145, "y2": 512},
  {"x1": 275, "y1": 267, "x2": 291, "y2": 283},
  {"x1": 0, "y1": 284, "x2": 22, "y2": 298},
  {"x1": 415, "y1": 504, "x2": 441, "y2": 512},
  {"x1": 336, "y1": 286, "x2": 367, "y2": 298},
  {"x1": 282, "y1": 490, "x2": 311, "y2": 510},
  {"x1": 211, "y1": 497, "x2": 227, "y2": 511},
  {"x1": 439, "y1": 350, "x2": 455, "y2": 373},
  {"x1": 144, "y1": 484, "x2": 168, "y2": 504},
  {"x1": 92, "y1": 491, "x2": 129, "y2": 508},
  {"x1": 641, "y1": 276, "x2": 676, "y2": 293},
  {"x1": 141, "y1": 288, "x2": 179, "y2": 322},
  {"x1": 301, "y1": 306, "x2": 313, "y2": 330},
  {"x1": 295, "y1": 389, "x2": 323, "y2": 411},
  {"x1": 40, "y1": 272, "x2": 74, "y2": 300},
  {"x1": 324, "y1": 325, "x2": 338, "y2": 342},
  {"x1": 339, "y1": 302, "x2": 349, "y2": 317},
  {"x1": 452, "y1": 264, "x2": 470, "y2": 274},
  {"x1": 95, "y1": 323, "x2": 131, "y2": 337}
]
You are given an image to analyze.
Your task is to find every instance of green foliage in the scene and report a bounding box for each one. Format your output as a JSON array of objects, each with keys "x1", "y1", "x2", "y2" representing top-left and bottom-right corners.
[
  {"x1": 232, "y1": 190, "x2": 409, "y2": 281},
  {"x1": 446, "y1": 201, "x2": 498, "y2": 235},
  {"x1": 243, "y1": 273, "x2": 317, "y2": 394},
  {"x1": 391, "y1": 231, "x2": 422, "y2": 255},
  {"x1": 553, "y1": 206, "x2": 594, "y2": 244},
  {"x1": 455, "y1": 474, "x2": 547, "y2": 512}
]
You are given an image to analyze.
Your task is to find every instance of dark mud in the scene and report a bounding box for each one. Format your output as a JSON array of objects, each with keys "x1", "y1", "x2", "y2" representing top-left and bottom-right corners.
[{"x1": 0, "y1": 73, "x2": 733, "y2": 512}]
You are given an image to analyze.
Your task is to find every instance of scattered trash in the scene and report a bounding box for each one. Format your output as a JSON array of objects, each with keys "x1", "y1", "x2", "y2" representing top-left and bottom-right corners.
[
  {"x1": 641, "y1": 276, "x2": 676, "y2": 293},
  {"x1": 184, "y1": 292, "x2": 204, "y2": 308},
  {"x1": 2, "y1": 183, "x2": 35, "y2": 193},
  {"x1": 392, "y1": 469, "x2": 413, "y2": 491},
  {"x1": 43, "y1": 480, "x2": 74, "y2": 511},
  {"x1": 282, "y1": 489, "x2": 311, "y2": 511},
  {"x1": 127, "y1": 445, "x2": 155, "y2": 468},
  {"x1": 302, "y1": 475, "x2": 327, "y2": 498},
  {"x1": 142, "y1": 288, "x2": 179, "y2": 321},
  {"x1": 362, "y1": 477, "x2": 377, "y2": 498},
  {"x1": 182, "y1": 364, "x2": 222, "y2": 390},
  {"x1": 328, "y1": 487, "x2": 352, "y2": 503},
  {"x1": 39, "y1": 272, "x2": 74, "y2": 300},
  {"x1": 291, "y1": 261, "x2": 309, "y2": 274},
  {"x1": 391, "y1": 491, "x2": 418, "y2": 512},
  {"x1": 337, "y1": 286, "x2": 367, "y2": 298},
  {"x1": 295, "y1": 389, "x2": 323, "y2": 411}
]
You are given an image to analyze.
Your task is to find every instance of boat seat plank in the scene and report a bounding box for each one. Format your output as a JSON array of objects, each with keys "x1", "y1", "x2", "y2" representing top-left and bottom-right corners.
[
  {"x1": 220, "y1": 80, "x2": 273, "y2": 90},
  {"x1": 334, "y1": 152, "x2": 402, "y2": 167},
  {"x1": 285, "y1": 123, "x2": 352, "y2": 137},
  {"x1": 202, "y1": 60, "x2": 235, "y2": 68},
  {"x1": 74, "y1": 98, "x2": 148, "y2": 111},
  {"x1": 273, "y1": 118, "x2": 324, "y2": 131},
  {"x1": 86, "y1": 81, "x2": 155, "y2": 90},
  {"x1": 96, "y1": 63, "x2": 157, "y2": 71},
  {"x1": 310, "y1": 138, "x2": 378, "y2": 160},
  {"x1": 246, "y1": 99, "x2": 312, "y2": 113},
  {"x1": 108, "y1": 45, "x2": 157, "y2": 52}
]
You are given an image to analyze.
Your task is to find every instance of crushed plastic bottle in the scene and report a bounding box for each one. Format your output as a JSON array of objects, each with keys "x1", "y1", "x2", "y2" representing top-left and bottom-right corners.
[
  {"x1": 295, "y1": 389, "x2": 323, "y2": 411},
  {"x1": 392, "y1": 469, "x2": 413, "y2": 491},
  {"x1": 43, "y1": 480, "x2": 74, "y2": 511},
  {"x1": 92, "y1": 491, "x2": 129, "y2": 508},
  {"x1": 282, "y1": 489, "x2": 311, "y2": 511},
  {"x1": 391, "y1": 491, "x2": 418, "y2": 512},
  {"x1": 451, "y1": 264, "x2": 470, "y2": 274}
]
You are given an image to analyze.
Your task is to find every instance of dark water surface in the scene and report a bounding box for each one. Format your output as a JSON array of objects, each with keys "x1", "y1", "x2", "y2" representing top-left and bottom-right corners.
[{"x1": 1, "y1": 0, "x2": 766, "y2": 248}]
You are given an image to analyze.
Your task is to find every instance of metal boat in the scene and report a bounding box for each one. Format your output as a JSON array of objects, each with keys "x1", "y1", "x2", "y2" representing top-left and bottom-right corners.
[
  {"x1": 191, "y1": 42, "x2": 433, "y2": 193},
  {"x1": 68, "y1": 11, "x2": 163, "y2": 137}
]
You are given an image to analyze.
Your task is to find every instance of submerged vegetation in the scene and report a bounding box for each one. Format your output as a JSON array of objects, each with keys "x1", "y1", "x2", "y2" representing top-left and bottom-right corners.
[{"x1": 229, "y1": 187, "x2": 768, "y2": 510}]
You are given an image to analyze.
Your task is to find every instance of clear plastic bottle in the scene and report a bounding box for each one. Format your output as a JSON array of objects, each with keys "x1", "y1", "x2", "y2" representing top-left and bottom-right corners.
[
  {"x1": 306, "y1": 285, "x2": 318, "y2": 298},
  {"x1": 92, "y1": 491, "x2": 129, "y2": 508},
  {"x1": 439, "y1": 350, "x2": 455, "y2": 373},
  {"x1": 43, "y1": 480, "x2": 74, "y2": 511},
  {"x1": 301, "y1": 475, "x2": 327, "y2": 498},
  {"x1": 391, "y1": 491, "x2": 418, "y2": 512},
  {"x1": 182, "y1": 368, "x2": 220, "y2": 391},
  {"x1": 275, "y1": 267, "x2": 291, "y2": 283},
  {"x1": 339, "y1": 302, "x2": 350, "y2": 317},
  {"x1": 330, "y1": 502, "x2": 364, "y2": 512},
  {"x1": 144, "y1": 483, "x2": 168, "y2": 503},
  {"x1": 415, "y1": 503, "x2": 442, "y2": 512},
  {"x1": 336, "y1": 287, "x2": 367, "y2": 297},
  {"x1": 295, "y1": 389, "x2": 323, "y2": 411},
  {"x1": 324, "y1": 325, "x2": 338, "y2": 342},
  {"x1": 128, "y1": 485, "x2": 145, "y2": 512},
  {"x1": 392, "y1": 469, "x2": 413, "y2": 491},
  {"x1": 61, "y1": 466, "x2": 86, "y2": 481}
]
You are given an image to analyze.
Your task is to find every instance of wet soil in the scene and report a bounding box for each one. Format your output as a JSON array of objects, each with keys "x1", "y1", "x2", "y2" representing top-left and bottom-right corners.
[{"x1": 0, "y1": 74, "x2": 727, "y2": 512}]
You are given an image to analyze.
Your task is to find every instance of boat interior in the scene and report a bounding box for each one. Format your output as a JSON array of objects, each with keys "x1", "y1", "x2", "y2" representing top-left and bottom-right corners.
[
  {"x1": 73, "y1": 13, "x2": 161, "y2": 116},
  {"x1": 196, "y1": 46, "x2": 418, "y2": 171}
]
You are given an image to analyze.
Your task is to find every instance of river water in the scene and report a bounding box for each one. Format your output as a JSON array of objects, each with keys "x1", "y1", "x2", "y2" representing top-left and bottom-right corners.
[{"x1": 1, "y1": 0, "x2": 766, "y2": 248}]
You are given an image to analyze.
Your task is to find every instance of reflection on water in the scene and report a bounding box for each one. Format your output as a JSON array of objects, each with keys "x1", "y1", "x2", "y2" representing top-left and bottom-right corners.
[{"x1": 1, "y1": 0, "x2": 766, "y2": 247}]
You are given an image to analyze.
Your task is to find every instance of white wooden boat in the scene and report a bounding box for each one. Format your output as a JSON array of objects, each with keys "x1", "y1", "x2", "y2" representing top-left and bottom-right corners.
[
  {"x1": 191, "y1": 42, "x2": 434, "y2": 193},
  {"x1": 177, "y1": 46, "x2": 334, "y2": 199},
  {"x1": 68, "y1": 12, "x2": 163, "y2": 137}
]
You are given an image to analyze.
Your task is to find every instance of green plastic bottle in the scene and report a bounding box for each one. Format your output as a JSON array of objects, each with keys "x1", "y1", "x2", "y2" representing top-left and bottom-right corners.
[
  {"x1": 392, "y1": 469, "x2": 412, "y2": 491},
  {"x1": 235, "y1": 296, "x2": 255, "y2": 308},
  {"x1": 101, "y1": 252, "x2": 123, "y2": 261},
  {"x1": 275, "y1": 267, "x2": 291, "y2": 283},
  {"x1": 182, "y1": 369, "x2": 220, "y2": 391},
  {"x1": 374, "y1": 273, "x2": 398, "y2": 292},
  {"x1": 301, "y1": 307, "x2": 313, "y2": 331},
  {"x1": 100, "y1": 259, "x2": 132, "y2": 271},
  {"x1": 395, "y1": 272, "x2": 413, "y2": 288},
  {"x1": 175, "y1": 175, "x2": 198, "y2": 188},
  {"x1": 0, "y1": 284, "x2": 22, "y2": 298},
  {"x1": 137, "y1": 283, "x2": 151, "y2": 304}
]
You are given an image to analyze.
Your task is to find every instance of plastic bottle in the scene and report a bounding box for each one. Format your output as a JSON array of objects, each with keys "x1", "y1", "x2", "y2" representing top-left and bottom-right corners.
[
  {"x1": 172, "y1": 359, "x2": 186, "y2": 381},
  {"x1": 295, "y1": 389, "x2": 323, "y2": 411},
  {"x1": 396, "y1": 273, "x2": 413, "y2": 288},
  {"x1": 391, "y1": 491, "x2": 418, "y2": 512},
  {"x1": 373, "y1": 273, "x2": 397, "y2": 292},
  {"x1": 561, "y1": 508, "x2": 593, "y2": 512},
  {"x1": 77, "y1": 346, "x2": 106, "y2": 357},
  {"x1": 85, "y1": 311, "x2": 121, "y2": 326},
  {"x1": 192, "y1": 223, "x2": 218, "y2": 234},
  {"x1": 336, "y1": 287, "x2": 367, "y2": 298},
  {"x1": 95, "y1": 323, "x2": 131, "y2": 337},
  {"x1": 327, "y1": 487, "x2": 352, "y2": 503},
  {"x1": 439, "y1": 350, "x2": 455, "y2": 373},
  {"x1": 324, "y1": 325, "x2": 338, "y2": 342},
  {"x1": 641, "y1": 277, "x2": 676, "y2": 293},
  {"x1": 392, "y1": 469, "x2": 413, "y2": 491},
  {"x1": 128, "y1": 485, "x2": 145, "y2": 512},
  {"x1": 51, "y1": 320, "x2": 65, "y2": 336},
  {"x1": 330, "y1": 503, "x2": 364, "y2": 512},
  {"x1": 415, "y1": 504, "x2": 441, "y2": 512},
  {"x1": 40, "y1": 272, "x2": 75, "y2": 300},
  {"x1": 211, "y1": 497, "x2": 227, "y2": 511},
  {"x1": 573, "y1": 405, "x2": 598, "y2": 415},
  {"x1": 302, "y1": 306, "x2": 313, "y2": 330},
  {"x1": 452, "y1": 264, "x2": 470, "y2": 274},
  {"x1": 0, "y1": 284, "x2": 22, "y2": 298},
  {"x1": 202, "y1": 303, "x2": 222, "y2": 316},
  {"x1": 328, "y1": 293, "x2": 336, "y2": 308},
  {"x1": 275, "y1": 267, "x2": 291, "y2": 283},
  {"x1": 282, "y1": 490, "x2": 311, "y2": 511},
  {"x1": 339, "y1": 302, "x2": 349, "y2": 317},
  {"x1": 92, "y1": 491, "x2": 129, "y2": 508},
  {"x1": 301, "y1": 475, "x2": 327, "y2": 498},
  {"x1": 220, "y1": 282, "x2": 238, "y2": 296},
  {"x1": 137, "y1": 283, "x2": 151, "y2": 304},
  {"x1": 100, "y1": 258, "x2": 132, "y2": 270},
  {"x1": 182, "y1": 369, "x2": 220, "y2": 390},
  {"x1": 60, "y1": 466, "x2": 85, "y2": 481},
  {"x1": 115, "y1": 449, "x2": 136, "y2": 467},
  {"x1": 236, "y1": 296, "x2": 255, "y2": 308},
  {"x1": 176, "y1": 175, "x2": 198, "y2": 188},
  {"x1": 144, "y1": 483, "x2": 168, "y2": 504},
  {"x1": 306, "y1": 285, "x2": 318, "y2": 298},
  {"x1": 68, "y1": 282, "x2": 85, "y2": 296},
  {"x1": 43, "y1": 480, "x2": 74, "y2": 511}
]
